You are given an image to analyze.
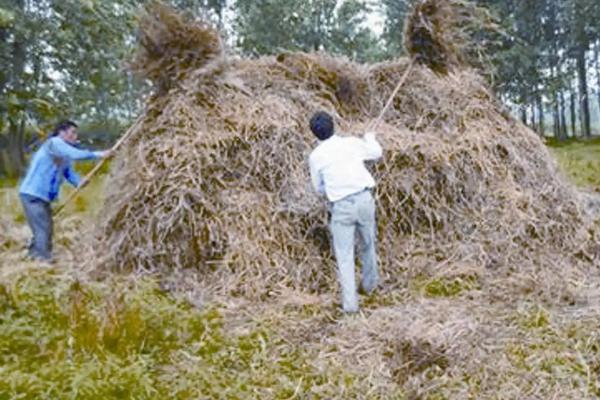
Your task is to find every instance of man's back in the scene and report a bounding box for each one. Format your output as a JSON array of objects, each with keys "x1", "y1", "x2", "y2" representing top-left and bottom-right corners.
[
  {"x1": 20, "y1": 137, "x2": 98, "y2": 202},
  {"x1": 309, "y1": 134, "x2": 382, "y2": 202}
]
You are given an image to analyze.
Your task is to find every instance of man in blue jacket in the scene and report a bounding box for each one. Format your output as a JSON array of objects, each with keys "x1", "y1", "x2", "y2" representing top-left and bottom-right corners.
[{"x1": 19, "y1": 120, "x2": 110, "y2": 262}]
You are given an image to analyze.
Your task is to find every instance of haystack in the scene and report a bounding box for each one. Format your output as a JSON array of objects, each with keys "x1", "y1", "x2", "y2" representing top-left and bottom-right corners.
[{"x1": 95, "y1": 1, "x2": 599, "y2": 303}]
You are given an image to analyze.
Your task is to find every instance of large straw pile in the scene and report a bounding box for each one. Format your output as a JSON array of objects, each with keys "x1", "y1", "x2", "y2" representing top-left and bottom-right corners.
[{"x1": 95, "y1": 1, "x2": 599, "y2": 303}]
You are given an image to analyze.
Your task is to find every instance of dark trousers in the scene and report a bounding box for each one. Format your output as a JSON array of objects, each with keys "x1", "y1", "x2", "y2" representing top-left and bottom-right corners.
[{"x1": 20, "y1": 194, "x2": 53, "y2": 261}]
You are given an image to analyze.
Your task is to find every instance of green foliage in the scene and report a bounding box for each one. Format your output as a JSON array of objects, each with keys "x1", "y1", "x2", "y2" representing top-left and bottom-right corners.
[
  {"x1": 0, "y1": 6, "x2": 14, "y2": 27},
  {"x1": 381, "y1": 0, "x2": 600, "y2": 139},
  {"x1": 0, "y1": 273, "x2": 359, "y2": 399},
  {"x1": 0, "y1": 0, "x2": 146, "y2": 177},
  {"x1": 411, "y1": 274, "x2": 480, "y2": 298},
  {"x1": 0, "y1": 0, "x2": 237, "y2": 177},
  {"x1": 234, "y1": 0, "x2": 385, "y2": 62},
  {"x1": 549, "y1": 137, "x2": 600, "y2": 190},
  {"x1": 380, "y1": 0, "x2": 412, "y2": 57}
]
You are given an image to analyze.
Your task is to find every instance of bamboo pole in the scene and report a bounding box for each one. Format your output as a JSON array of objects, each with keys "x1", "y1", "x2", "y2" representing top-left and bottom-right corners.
[{"x1": 368, "y1": 60, "x2": 415, "y2": 132}]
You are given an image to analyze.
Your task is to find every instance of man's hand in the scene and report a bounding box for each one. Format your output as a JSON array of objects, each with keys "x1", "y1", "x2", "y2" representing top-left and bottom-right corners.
[
  {"x1": 98, "y1": 150, "x2": 112, "y2": 159},
  {"x1": 78, "y1": 179, "x2": 90, "y2": 189},
  {"x1": 361, "y1": 130, "x2": 383, "y2": 160}
]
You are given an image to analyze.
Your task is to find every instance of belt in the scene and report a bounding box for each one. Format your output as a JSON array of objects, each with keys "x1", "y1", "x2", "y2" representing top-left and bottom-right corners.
[
  {"x1": 355, "y1": 187, "x2": 372, "y2": 196},
  {"x1": 332, "y1": 187, "x2": 373, "y2": 204}
]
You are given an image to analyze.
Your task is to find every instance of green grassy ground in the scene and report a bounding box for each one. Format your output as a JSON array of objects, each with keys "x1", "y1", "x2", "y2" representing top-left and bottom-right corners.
[
  {"x1": 547, "y1": 136, "x2": 600, "y2": 191},
  {"x1": 0, "y1": 273, "x2": 359, "y2": 399}
]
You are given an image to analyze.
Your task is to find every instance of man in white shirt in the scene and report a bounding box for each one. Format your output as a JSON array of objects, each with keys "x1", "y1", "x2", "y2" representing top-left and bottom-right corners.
[{"x1": 308, "y1": 111, "x2": 383, "y2": 313}]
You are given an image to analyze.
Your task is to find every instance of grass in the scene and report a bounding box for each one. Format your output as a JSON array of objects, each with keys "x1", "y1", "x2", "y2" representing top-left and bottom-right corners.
[
  {"x1": 410, "y1": 274, "x2": 480, "y2": 298},
  {"x1": 0, "y1": 272, "x2": 360, "y2": 399},
  {"x1": 547, "y1": 136, "x2": 600, "y2": 191}
]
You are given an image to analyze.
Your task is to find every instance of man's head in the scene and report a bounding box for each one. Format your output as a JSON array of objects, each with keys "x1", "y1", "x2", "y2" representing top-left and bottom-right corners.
[
  {"x1": 310, "y1": 111, "x2": 334, "y2": 141},
  {"x1": 52, "y1": 120, "x2": 78, "y2": 144}
]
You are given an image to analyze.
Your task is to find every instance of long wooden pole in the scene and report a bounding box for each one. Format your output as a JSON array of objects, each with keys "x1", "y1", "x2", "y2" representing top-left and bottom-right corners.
[
  {"x1": 368, "y1": 60, "x2": 415, "y2": 132},
  {"x1": 54, "y1": 115, "x2": 144, "y2": 217}
]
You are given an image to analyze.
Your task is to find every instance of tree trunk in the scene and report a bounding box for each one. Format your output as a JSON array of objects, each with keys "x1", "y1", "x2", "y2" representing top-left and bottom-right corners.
[
  {"x1": 595, "y1": 44, "x2": 600, "y2": 120},
  {"x1": 99, "y1": 86, "x2": 110, "y2": 123},
  {"x1": 3, "y1": 117, "x2": 26, "y2": 178},
  {"x1": 521, "y1": 107, "x2": 527, "y2": 125},
  {"x1": 0, "y1": 28, "x2": 8, "y2": 98},
  {"x1": 550, "y1": 64, "x2": 561, "y2": 139},
  {"x1": 553, "y1": 96, "x2": 560, "y2": 140},
  {"x1": 126, "y1": 72, "x2": 136, "y2": 121},
  {"x1": 0, "y1": 153, "x2": 7, "y2": 177},
  {"x1": 536, "y1": 93, "x2": 544, "y2": 136},
  {"x1": 570, "y1": 83, "x2": 577, "y2": 137},
  {"x1": 559, "y1": 90, "x2": 568, "y2": 139},
  {"x1": 575, "y1": 48, "x2": 591, "y2": 138},
  {"x1": 530, "y1": 103, "x2": 536, "y2": 129},
  {"x1": 2, "y1": 0, "x2": 27, "y2": 178}
]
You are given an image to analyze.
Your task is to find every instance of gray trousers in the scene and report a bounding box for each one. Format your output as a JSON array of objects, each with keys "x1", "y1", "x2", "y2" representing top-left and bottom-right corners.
[
  {"x1": 20, "y1": 194, "x2": 53, "y2": 261},
  {"x1": 329, "y1": 190, "x2": 379, "y2": 312}
]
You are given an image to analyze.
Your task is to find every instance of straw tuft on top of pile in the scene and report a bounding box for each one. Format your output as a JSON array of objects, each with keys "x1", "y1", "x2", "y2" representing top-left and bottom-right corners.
[
  {"x1": 405, "y1": 0, "x2": 456, "y2": 73},
  {"x1": 130, "y1": 1, "x2": 223, "y2": 92},
  {"x1": 404, "y1": 0, "x2": 498, "y2": 74}
]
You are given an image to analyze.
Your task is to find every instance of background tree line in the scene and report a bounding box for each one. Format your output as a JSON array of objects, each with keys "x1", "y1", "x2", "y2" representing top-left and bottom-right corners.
[{"x1": 0, "y1": 0, "x2": 599, "y2": 178}]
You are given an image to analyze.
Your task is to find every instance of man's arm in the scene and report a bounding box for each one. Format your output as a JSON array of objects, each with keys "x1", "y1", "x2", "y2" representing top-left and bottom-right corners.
[
  {"x1": 361, "y1": 132, "x2": 383, "y2": 161},
  {"x1": 48, "y1": 137, "x2": 104, "y2": 161},
  {"x1": 64, "y1": 164, "x2": 81, "y2": 188},
  {"x1": 309, "y1": 156, "x2": 326, "y2": 195}
]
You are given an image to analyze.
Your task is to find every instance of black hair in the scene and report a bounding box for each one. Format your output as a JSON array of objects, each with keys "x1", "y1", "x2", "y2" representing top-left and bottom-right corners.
[
  {"x1": 309, "y1": 111, "x2": 334, "y2": 141},
  {"x1": 51, "y1": 120, "x2": 78, "y2": 137}
]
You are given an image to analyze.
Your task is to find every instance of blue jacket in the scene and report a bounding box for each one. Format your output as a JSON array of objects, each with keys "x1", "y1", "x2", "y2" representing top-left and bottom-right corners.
[{"x1": 19, "y1": 137, "x2": 101, "y2": 203}]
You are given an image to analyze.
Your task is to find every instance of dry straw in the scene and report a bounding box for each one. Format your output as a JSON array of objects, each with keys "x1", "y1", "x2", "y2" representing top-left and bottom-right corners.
[{"x1": 94, "y1": 0, "x2": 599, "y2": 307}]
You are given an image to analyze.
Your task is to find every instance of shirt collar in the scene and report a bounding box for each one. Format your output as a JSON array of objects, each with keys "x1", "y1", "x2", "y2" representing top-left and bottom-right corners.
[{"x1": 321, "y1": 134, "x2": 340, "y2": 143}]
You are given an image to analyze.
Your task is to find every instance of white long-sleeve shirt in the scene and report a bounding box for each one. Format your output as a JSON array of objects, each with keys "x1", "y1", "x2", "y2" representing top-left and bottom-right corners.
[{"x1": 309, "y1": 133, "x2": 383, "y2": 202}]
